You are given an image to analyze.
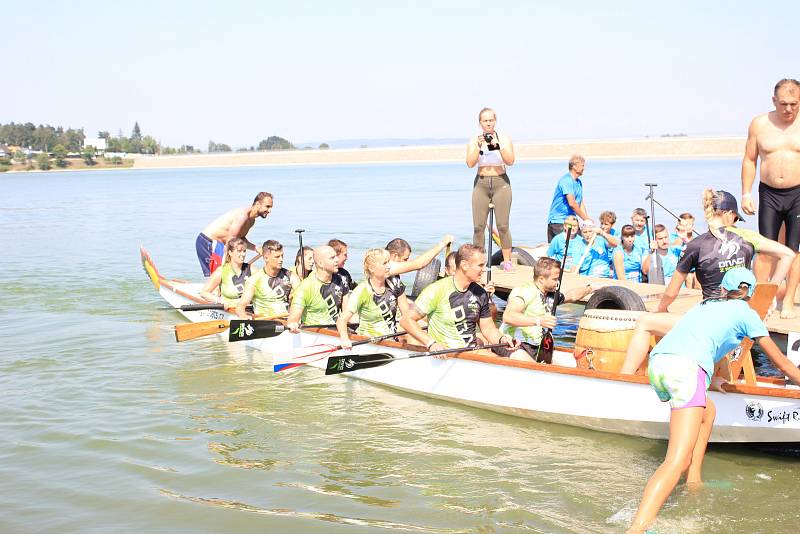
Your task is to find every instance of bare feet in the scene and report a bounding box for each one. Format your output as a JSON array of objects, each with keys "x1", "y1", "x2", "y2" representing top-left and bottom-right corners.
[{"x1": 780, "y1": 303, "x2": 797, "y2": 319}]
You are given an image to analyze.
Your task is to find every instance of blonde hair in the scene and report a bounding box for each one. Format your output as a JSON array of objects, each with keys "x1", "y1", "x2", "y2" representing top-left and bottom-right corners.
[
  {"x1": 478, "y1": 107, "x2": 496, "y2": 121},
  {"x1": 702, "y1": 188, "x2": 728, "y2": 237},
  {"x1": 363, "y1": 248, "x2": 390, "y2": 278}
]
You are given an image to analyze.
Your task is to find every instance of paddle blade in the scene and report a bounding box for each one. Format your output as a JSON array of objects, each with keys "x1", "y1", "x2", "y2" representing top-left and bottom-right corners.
[
  {"x1": 325, "y1": 353, "x2": 395, "y2": 375},
  {"x1": 273, "y1": 344, "x2": 339, "y2": 372},
  {"x1": 537, "y1": 332, "x2": 554, "y2": 364},
  {"x1": 175, "y1": 320, "x2": 230, "y2": 342},
  {"x1": 228, "y1": 319, "x2": 284, "y2": 342}
]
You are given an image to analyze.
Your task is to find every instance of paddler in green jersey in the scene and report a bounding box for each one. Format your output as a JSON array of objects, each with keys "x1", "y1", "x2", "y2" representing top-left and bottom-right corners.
[
  {"x1": 336, "y1": 248, "x2": 409, "y2": 347},
  {"x1": 199, "y1": 237, "x2": 251, "y2": 307},
  {"x1": 287, "y1": 245, "x2": 351, "y2": 332},
  {"x1": 401, "y1": 244, "x2": 518, "y2": 353},
  {"x1": 500, "y1": 257, "x2": 594, "y2": 363},
  {"x1": 236, "y1": 240, "x2": 300, "y2": 318}
]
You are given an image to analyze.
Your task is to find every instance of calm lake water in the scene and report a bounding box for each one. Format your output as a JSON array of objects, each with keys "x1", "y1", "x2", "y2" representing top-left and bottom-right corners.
[{"x1": 3, "y1": 159, "x2": 799, "y2": 533}]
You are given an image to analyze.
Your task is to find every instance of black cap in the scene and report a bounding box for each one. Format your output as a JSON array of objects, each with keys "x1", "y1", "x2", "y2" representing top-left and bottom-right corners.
[{"x1": 714, "y1": 190, "x2": 746, "y2": 222}]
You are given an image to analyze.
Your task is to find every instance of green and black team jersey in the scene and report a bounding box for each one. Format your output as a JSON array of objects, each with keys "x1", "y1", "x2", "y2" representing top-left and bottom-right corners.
[
  {"x1": 500, "y1": 282, "x2": 547, "y2": 345},
  {"x1": 676, "y1": 227, "x2": 764, "y2": 299},
  {"x1": 346, "y1": 280, "x2": 405, "y2": 336},
  {"x1": 245, "y1": 267, "x2": 292, "y2": 317},
  {"x1": 336, "y1": 267, "x2": 358, "y2": 291},
  {"x1": 290, "y1": 273, "x2": 350, "y2": 325},
  {"x1": 219, "y1": 262, "x2": 251, "y2": 305},
  {"x1": 386, "y1": 274, "x2": 406, "y2": 296},
  {"x1": 414, "y1": 276, "x2": 491, "y2": 349}
]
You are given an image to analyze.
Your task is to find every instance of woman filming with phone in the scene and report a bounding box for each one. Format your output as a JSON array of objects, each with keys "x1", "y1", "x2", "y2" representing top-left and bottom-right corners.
[{"x1": 466, "y1": 107, "x2": 516, "y2": 271}]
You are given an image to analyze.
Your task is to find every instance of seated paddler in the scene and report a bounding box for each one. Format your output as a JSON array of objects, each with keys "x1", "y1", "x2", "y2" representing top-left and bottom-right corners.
[
  {"x1": 336, "y1": 248, "x2": 409, "y2": 349},
  {"x1": 400, "y1": 244, "x2": 517, "y2": 355},
  {"x1": 235, "y1": 240, "x2": 299, "y2": 319},
  {"x1": 199, "y1": 237, "x2": 252, "y2": 307},
  {"x1": 497, "y1": 257, "x2": 593, "y2": 363},
  {"x1": 286, "y1": 245, "x2": 351, "y2": 333}
]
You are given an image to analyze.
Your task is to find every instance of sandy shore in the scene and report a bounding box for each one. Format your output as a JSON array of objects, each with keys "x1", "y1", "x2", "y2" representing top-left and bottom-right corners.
[{"x1": 132, "y1": 136, "x2": 746, "y2": 169}]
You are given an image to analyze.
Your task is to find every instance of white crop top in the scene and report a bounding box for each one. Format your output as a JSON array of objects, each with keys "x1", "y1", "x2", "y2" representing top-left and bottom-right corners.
[{"x1": 477, "y1": 147, "x2": 504, "y2": 167}]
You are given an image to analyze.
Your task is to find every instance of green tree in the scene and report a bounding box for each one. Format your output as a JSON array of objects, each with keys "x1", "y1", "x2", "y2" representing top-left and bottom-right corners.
[
  {"x1": 13, "y1": 150, "x2": 27, "y2": 164},
  {"x1": 131, "y1": 122, "x2": 142, "y2": 140},
  {"x1": 319, "y1": 143, "x2": 330, "y2": 149},
  {"x1": 97, "y1": 131, "x2": 110, "y2": 140},
  {"x1": 110, "y1": 156, "x2": 123, "y2": 165},
  {"x1": 64, "y1": 128, "x2": 85, "y2": 152},
  {"x1": 258, "y1": 136, "x2": 293, "y2": 151},
  {"x1": 36, "y1": 152, "x2": 51, "y2": 170},
  {"x1": 141, "y1": 136, "x2": 159, "y2": 154},
  {"x1": 53, "y1": 144, "x2": 68, "y2": 167},
  {"x1": 82, "y1": 146, "x2": 96, "y2": 165}
]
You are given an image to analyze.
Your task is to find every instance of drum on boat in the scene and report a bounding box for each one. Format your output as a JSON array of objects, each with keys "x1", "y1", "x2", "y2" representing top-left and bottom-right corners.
[{"x1": 574, "y1": 309, "x2": 647, "y2": 374}]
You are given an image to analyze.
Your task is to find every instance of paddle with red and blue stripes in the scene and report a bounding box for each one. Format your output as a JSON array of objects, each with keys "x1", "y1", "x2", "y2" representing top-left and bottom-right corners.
[{"x1": 273, "y1": 330, "x2": 409, "y2": 373}]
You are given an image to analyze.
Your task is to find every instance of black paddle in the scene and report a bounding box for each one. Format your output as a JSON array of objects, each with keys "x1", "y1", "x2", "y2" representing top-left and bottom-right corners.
[
  {"x1": 644, "y1": 184, "x2": 665, "y2": 285},
  {"x1": 228, "y1": 319, "x2": 336, "y2": 342},
  {"x1": 537, "y1": 226, "x2": 572, "y2": 364},
  {"x1": 325, "y1": 343, "x2": 507, "y2": 375},
  {"x1": 295, "y1": 228, "x2": 306, "y2": 279},
  {"x1": 179, "y1": 303, "x2": 253, "y2": 312}
]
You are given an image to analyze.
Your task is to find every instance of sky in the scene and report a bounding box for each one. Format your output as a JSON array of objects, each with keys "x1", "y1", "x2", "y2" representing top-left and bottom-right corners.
[{"x1": 2, "y1": 0, "x2": 798, "y2": 149}]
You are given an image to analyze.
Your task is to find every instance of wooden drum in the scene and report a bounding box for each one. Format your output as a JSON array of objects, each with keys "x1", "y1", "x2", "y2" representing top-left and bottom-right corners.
[{"x1": 574, "y1": 309, "x2": 646, "y2": 374}]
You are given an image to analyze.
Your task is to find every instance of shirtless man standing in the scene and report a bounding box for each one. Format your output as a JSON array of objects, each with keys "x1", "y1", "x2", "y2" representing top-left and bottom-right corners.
[
  {"x1": 741, "y1": 78, "x2": 800, "y2": 318},
  {"x1": 196, "y1": 192, "x2": 273, "y2": 276}
]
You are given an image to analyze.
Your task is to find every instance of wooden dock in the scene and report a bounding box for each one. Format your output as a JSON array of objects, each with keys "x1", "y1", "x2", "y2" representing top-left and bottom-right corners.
[{"x1": 489, "y1": 265, "x2": 799, "y2": 337}]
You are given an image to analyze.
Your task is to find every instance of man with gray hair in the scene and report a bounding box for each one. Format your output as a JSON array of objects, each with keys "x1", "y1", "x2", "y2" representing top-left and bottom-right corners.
[{"x1": 546, "y1": 155, "x2": 591, "y2": 242}]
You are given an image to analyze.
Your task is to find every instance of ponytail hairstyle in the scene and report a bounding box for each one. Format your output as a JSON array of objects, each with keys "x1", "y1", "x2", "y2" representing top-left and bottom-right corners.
[
  {"x1": 702, "y1": 188, "x2": 726, "y2": 237},
  {"x1": 724, "y1": 284, "x2": 750, "y2": 301}
]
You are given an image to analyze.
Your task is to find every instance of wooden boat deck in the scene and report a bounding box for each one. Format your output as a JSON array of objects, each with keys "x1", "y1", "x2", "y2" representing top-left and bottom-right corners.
[{"x1": 489, "y1": 265, "x2": 799, "y2": 337}]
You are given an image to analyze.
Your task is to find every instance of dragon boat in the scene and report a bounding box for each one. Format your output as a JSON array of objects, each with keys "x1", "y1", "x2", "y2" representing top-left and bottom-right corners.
[{"x1": 141, "y1": 246, "x2": 800, "y2": 445}]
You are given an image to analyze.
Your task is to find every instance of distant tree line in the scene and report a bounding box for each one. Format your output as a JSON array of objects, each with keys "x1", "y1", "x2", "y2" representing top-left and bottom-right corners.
[
  {"x1": 2, "y1": 120, "x2": 331, "y2": 157},
  {"x1": 0, "y1": 122, "x2": 85, "y2": 152},
  {"x1": 99, "y1": 122, "x2": 160, "y2": 154}
]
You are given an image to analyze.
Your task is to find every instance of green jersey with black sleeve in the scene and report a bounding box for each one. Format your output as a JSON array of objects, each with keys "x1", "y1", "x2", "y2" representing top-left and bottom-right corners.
[
  {"x1": 500, "y1": 282, "x2": 547, "y2": 345},
  {"x1": 346, "y1": 279, "x2": 404, "y2": 336},
  {"x1": 290, "y1": 272, "x2": 350, "y2": 326},
  {"x1": 219, "y1": 262, "x2": 251, "y2": 305},
  {"x1": 413, "y1": 276, "x2": 491, "y2": 349},
  {"x1": 245, "y1": 267, "x2": 292, "y2": 317}
]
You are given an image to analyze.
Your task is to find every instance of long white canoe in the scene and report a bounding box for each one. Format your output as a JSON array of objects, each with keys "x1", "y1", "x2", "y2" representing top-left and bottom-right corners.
[{"x1": 142, "y1": 247, "x2": 800, "y2": 444}]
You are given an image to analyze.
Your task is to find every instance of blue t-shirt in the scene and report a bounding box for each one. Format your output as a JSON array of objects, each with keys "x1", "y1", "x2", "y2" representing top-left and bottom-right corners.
[
  {"x1": 547, "y1": 173, "x2": 583, "y2": 224},
  {"x1": 616, "y1": 244, "x2": 646, "y2": 282},
  {"x1": 547, "y1": 231, "x2": 582, "y2": 271},
  {"x1": 633, "y1": 230, "x2": 650, "y2": 252},
  {"x1": 650, "y1": 299, "x2": 768, "y2": 379},
  {"x1": 652, "y1": 248, "x2": 681, "y2": 283},
  {"x1": 572, "y1": 237, "x2": 613, "y2": 277}
]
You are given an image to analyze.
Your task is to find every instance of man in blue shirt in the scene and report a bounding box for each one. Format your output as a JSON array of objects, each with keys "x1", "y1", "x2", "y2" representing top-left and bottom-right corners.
[{"x1": 546, "y1": 155, "x2": 591, "y2": 242}]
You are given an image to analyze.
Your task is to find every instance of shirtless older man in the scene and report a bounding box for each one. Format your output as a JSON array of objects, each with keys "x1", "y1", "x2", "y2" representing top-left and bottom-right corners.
[
  {"x1": 741, "y1": 78, "x2": 800, "y2": 318},
  {"x1": 196, "y1": 192, "x2": 273, "y2": 276}
]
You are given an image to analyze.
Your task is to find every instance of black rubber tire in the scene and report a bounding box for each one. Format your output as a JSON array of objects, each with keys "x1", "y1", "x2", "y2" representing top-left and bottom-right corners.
[
  {"x1": 410, "y1": 258, "x2": 441, "y2": 299},
  {"x1": 584, "y1": 285, "x2": 646, "y2": 311},
  {"x1": 490, "y1": 247, "x2": 536, "y2": 267}
]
